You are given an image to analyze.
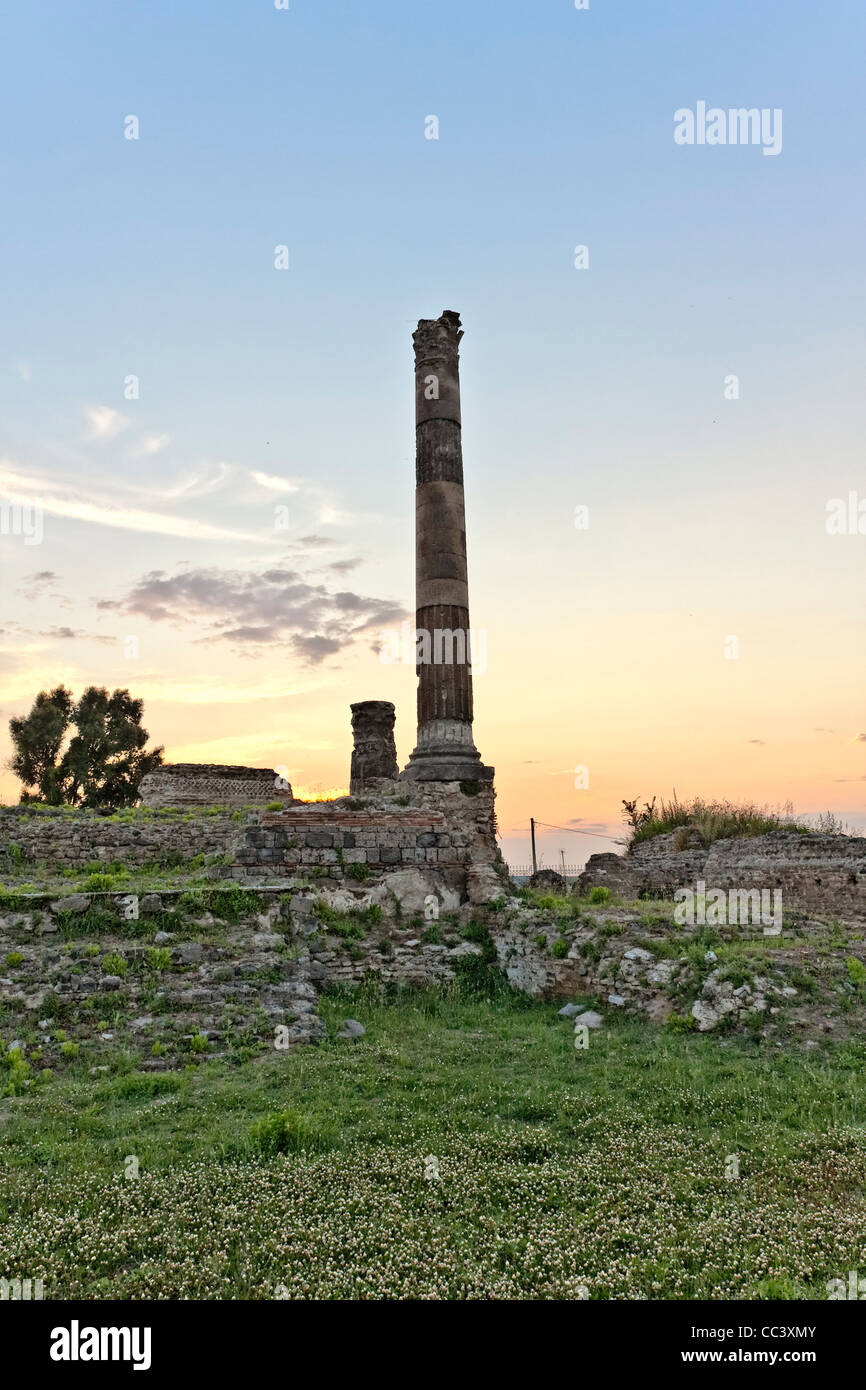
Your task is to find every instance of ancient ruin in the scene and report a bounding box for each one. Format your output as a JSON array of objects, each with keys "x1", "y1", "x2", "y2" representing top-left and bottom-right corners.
[
  {"x1": 6, "y1": 309, "x2": 860, "y2": 1063},
  {"x1": 138, "y1": 310, "x2": 492, "y2": 826},
  {"x1": 128, "y1": 312, "x2": 502, "y2": 908},
  {"x1": 403, "y1": 311, "x2": 494, "y2": 784},
  {"x1": 349, "y1": 700, "x2": 399, "y2": 793},
  {"x1": 139, "y1": 763, "x2": 293, "y2": 809}
]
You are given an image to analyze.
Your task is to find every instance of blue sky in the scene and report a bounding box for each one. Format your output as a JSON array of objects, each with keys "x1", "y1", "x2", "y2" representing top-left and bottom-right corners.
[{"x1": 2, "y1": 0, "x2": 865, "y2": 861}]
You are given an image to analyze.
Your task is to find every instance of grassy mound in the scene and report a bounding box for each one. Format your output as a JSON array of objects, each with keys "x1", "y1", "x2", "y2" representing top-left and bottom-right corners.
[{"x1": 624, "y1": 794, "x2": 854, "y2": 848}]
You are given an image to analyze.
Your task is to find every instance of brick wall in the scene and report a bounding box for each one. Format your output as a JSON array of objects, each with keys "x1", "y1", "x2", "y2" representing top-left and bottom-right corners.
[{"x1": 228, "y1": 807, "x2": 471, "y2": 877}]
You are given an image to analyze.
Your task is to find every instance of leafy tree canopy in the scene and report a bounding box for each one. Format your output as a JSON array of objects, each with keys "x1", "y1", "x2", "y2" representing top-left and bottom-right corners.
[{"x1": 8, "y1": 685, "x2": 164, "y2": 808}]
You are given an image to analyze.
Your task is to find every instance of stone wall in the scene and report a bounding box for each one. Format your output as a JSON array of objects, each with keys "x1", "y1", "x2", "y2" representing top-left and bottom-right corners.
[
  {"x1": 578, "y1": 831, "x2": 866, "y2": 920},
  {"x1": 0, "y1": 782, "x2": 505, "y2": 910},
  {"x1": 218, "y1": 780, "x2": 504, "y2": 907},
  {"x1": 0, "y1": 808, "x2": 241, "y2": 871},
  {"x1": 139, "y1": 763, "x2": 293, "y2": 809}
]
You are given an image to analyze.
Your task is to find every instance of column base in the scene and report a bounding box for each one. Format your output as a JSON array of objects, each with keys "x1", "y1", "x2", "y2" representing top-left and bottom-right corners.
[{"x1": 401, "y1": 719, "x2": 494, "y2": 783}]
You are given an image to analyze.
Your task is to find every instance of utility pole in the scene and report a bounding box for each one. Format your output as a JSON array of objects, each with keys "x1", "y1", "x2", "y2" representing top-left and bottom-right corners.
[
  {"x1": 560, "y1": 848, "x2": 566, "y2": 876},
  {"x1": 530, "y1": 817, "x2": 537, "y2": 874}
]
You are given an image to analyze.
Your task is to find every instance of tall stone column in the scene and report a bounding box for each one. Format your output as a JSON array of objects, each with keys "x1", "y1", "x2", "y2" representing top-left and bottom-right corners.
[{"x1": 403, "y1": 310, "x2": 493, "y2": 783}]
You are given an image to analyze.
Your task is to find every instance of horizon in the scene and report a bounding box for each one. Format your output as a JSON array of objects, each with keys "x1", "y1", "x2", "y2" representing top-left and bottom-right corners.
[{"x1": 2, "y1": 0, "x2": 864, "y2": 867}]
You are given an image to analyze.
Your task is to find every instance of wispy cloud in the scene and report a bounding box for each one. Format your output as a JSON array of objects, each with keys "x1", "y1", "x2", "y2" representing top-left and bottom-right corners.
[
  {"x1": 322, "y1": 558, "x2": 362, "y2": 574},
  {"x1": 17, "y1": 570, "x2": 63, "y2": 602},
  {"x1": 155, "y1": 462, "x2": 232, "y2": 500},
  {"x1": 250, "y1": 470, "x2": 298, "y2": 494},
  {"x1": 0, "y1": 459, "x2": 269, "y2": 543},
  {"x1": 85, "y1": 405, "x2": 130, "y2": 440},
  {"x1": 136, "y1": 433, "x2": 170, "y2": 456}
]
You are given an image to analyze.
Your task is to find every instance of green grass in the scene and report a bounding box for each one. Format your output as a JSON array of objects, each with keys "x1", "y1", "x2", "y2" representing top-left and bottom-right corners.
[
  {"x1": 1, "y1": 988, "x2": 866, "y2": 1298},
  {"x1": 626, "y1": 794, "x2": 853, "y2": 848}
]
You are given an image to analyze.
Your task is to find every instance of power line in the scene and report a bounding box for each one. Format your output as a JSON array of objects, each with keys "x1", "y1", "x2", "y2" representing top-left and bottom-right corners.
[{"x1": 527, "y1": 820, "x2": 619, "y2": 840}]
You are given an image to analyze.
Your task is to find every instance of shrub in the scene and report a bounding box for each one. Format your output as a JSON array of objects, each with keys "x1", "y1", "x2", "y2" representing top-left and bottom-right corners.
[
  {"x1": 195, "y1": 886, "x2": 262, "y2": 923},
  {"x1": 551, "y1": 938, "x2": 569, "y2": 959},
  {"x1": 55, "y1": 904, "x2": 129, "y2": 940},
  {"x1": 5, "y1": 951, "x2": 23, "y2": 968},
  {"x1": 588, "y1": 886, "x2": 612, "y2": 905},
  {"x1": 146, "y1": 947, "x2": 172, "y2": 972},
  {"x1": 313, "y1": 901, "x2": 382, "y2": 939},
  {"x1": 101, "y1": 953, "x2": 127, "y2": 977},
  {"x1": 1, "y1": 1050, "x2": 31, "y2": 1096},
  {"x1": 83, "y1": 872, "x2": 117, "y2": 891},
  {"x1": 151, "y1": 1040, "x2": 166, "y2": 1057},
  {"x1": 249, "y1": 1108, "x2": 331, "y2": 1156},
  {"x1": 460, "y1": 921, "x2": 497, "y2": 961},
  {"x1": 345, "y1": 862, "x2": 372, "y2": 882},
  {"x1": 189, "y1": 1032, "x2": 209, "y2": 1053},
  {"x1": 665, "y1": 1011, "x2": 696, "y2": 1033},
  {"x1": 535, "y1": 933, "x2": 547, "y2": 949},
  {"x1": 846, "y1": 957, "x2": 866, "y2": 990},
  {"x1": 265, "y1": 801, "x2": 284, "y2": 811},
  {"x1": 60, "y1": 1041, "x2": 79, "y2": 1058}
]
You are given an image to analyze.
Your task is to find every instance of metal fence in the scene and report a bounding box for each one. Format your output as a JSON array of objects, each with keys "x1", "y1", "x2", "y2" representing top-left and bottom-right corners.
[{"x1": 507, "y1": 863, "x2": 583, "y2": 883}]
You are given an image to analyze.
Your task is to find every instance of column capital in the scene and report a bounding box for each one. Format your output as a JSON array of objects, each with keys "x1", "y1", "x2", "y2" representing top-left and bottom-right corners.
[{"x1": 412, "y1": 309, "x2": 463, "y2": 372}]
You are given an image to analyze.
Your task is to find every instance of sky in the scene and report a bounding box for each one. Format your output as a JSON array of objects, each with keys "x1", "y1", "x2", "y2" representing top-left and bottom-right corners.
[{"x1": 1, "y1": 0, "x2": 864, "y2": 868}]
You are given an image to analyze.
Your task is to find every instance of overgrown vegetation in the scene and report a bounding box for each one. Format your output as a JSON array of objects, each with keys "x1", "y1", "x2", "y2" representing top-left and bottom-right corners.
[{"x1": 622, "y1": 794, "x2": 854, "y2": 848}]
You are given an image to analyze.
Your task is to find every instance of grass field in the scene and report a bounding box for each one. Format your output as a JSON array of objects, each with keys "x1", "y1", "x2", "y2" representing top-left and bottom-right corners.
[{"x1": 1, "y1": 985, "x2": 865, "y2": 1299}]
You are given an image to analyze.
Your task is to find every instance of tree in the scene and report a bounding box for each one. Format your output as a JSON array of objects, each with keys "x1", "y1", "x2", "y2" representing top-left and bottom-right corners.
[
  {"x1": 8, "y1": 686, "x2": 164, "y2": 808},
  {"x1": 8, "y1": 686, "x2": 74, "y2": 804}
]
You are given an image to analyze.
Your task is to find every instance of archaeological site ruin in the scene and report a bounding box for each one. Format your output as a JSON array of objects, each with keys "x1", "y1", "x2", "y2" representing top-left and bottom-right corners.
[
  {"x1": 1, "y1": 313, "x2": 864, "y2": 1052},
  {"x1": 130, "y1": 308, "x2": 503, "y2": 911}
]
